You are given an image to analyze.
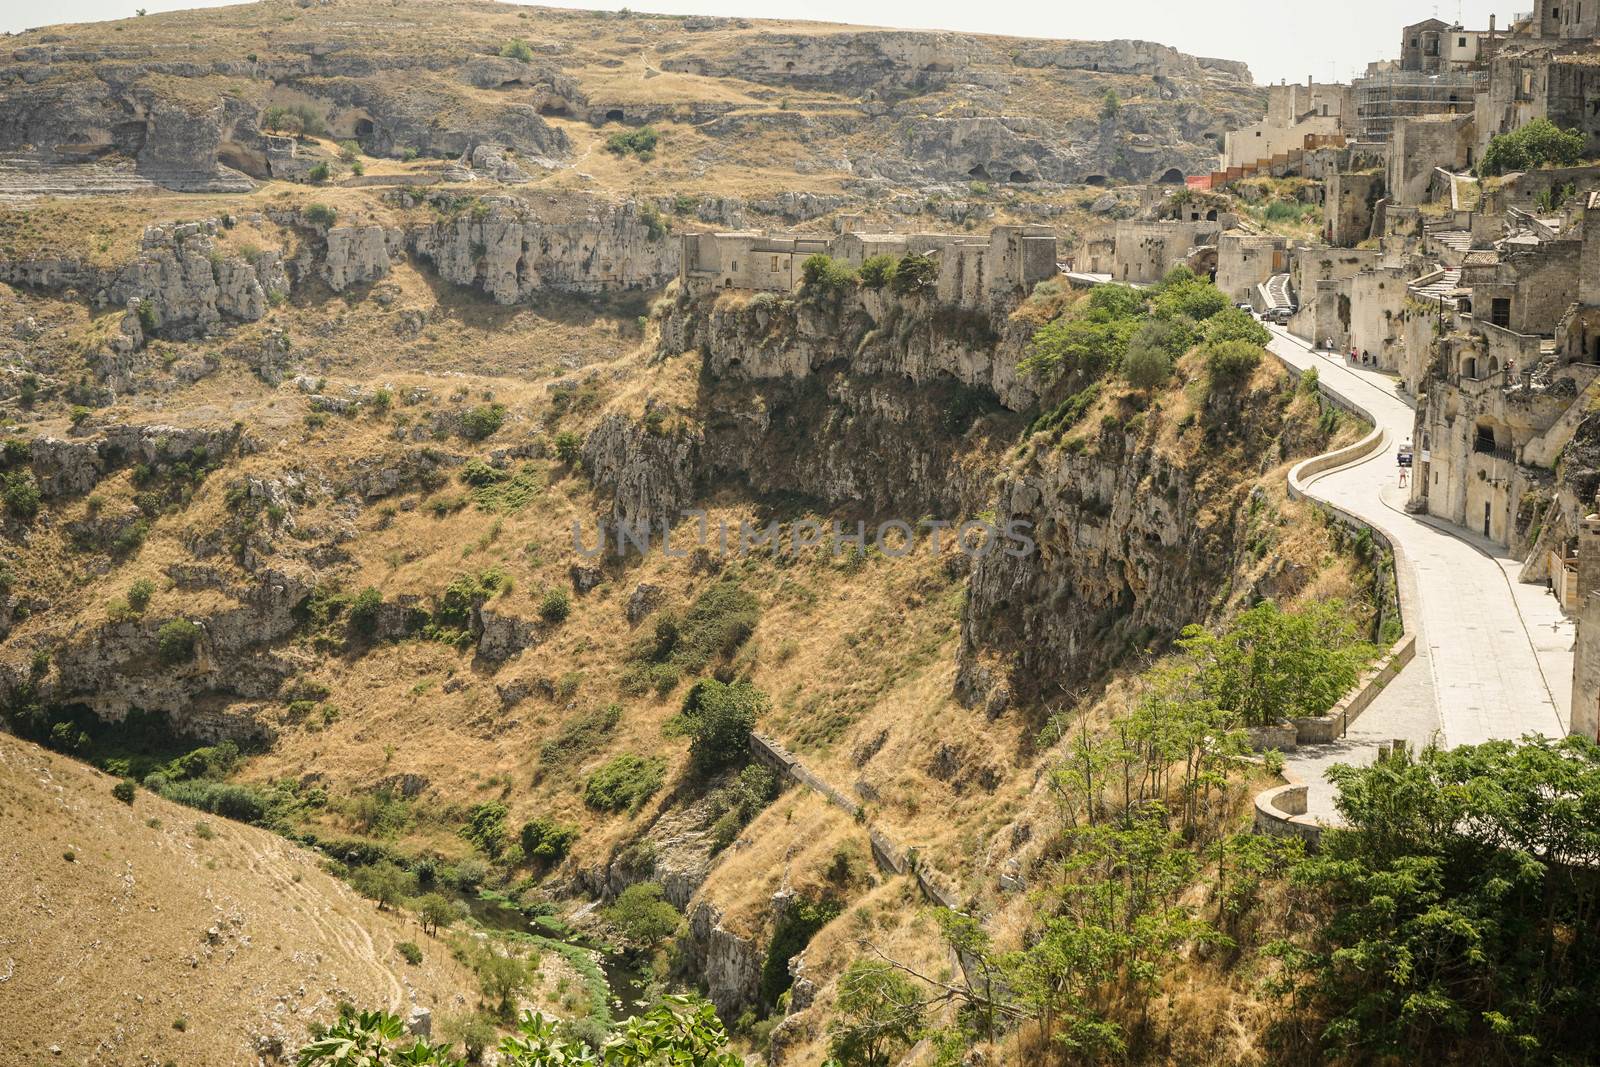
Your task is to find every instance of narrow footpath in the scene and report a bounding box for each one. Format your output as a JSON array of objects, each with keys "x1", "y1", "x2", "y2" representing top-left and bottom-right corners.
[{"x1": 1266, "y1": 327, "x2": 1573, "y2": 819}]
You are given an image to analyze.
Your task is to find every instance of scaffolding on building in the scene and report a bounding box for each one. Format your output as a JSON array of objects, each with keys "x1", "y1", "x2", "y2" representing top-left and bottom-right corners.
[{"x1": 1352, "y1": 70, "x2": 1487, "y2": 142}]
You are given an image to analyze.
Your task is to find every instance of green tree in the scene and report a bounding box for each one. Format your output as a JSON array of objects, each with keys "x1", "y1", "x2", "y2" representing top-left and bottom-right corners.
[
  {"x1": 476, "y1": 951, "x2": 531, "y2": 1018},
  {"x1": 351, "y1": 861, "x2": 413, "y2": 911},
  {"x1": 1178, "y1": 599, "x2": 1370, "y2": 727},
  {"x1": 1278, "y1": 736, "x2": 1600, "y2": 1061},
  {"x1": 1100, "y1": 89, "x2": 1121, "y2": 123},
  {"x1": 1200, "y1": 306, "x2": 1270, "y2": 348},
  {"x1": 888, "y1": 251, "x2": 936, "y2": 295},
  {"x1": 672, "y1": 679, "x2": 766, "y2": 779},
  {"x1": 828, "y1": 958, "x2": 925, "y2": 1066},
  {"x1": 800, "y1": 253, "x2": 858, "y2": 296},
  {"x1": 417, "y1": 892, "x2": 458, "y2": 937},
  {"x1": 604, "y1": 881, "x2": 680, "y2": 949},
  {"x1": 857, "y1": 254, "x2": 899, "y2": 289}
]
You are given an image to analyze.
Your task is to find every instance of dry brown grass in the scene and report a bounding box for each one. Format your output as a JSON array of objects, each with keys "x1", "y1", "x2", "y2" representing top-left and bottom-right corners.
[{"x1": 0, "y1": 731, "x2": 478, "y2": 1064}]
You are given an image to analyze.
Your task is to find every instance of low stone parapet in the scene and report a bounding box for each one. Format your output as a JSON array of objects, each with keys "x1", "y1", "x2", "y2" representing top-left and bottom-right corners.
[{"x1": 1253, "y1": 783, "x2": 1324, "y2": 847}]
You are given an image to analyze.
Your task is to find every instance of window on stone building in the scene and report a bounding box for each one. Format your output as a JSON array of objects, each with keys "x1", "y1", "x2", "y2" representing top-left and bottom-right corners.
[
  {"x1": 1491, "y1": 297, "x2": 1511, "y2": 327},
  {"x1": 770, "y1": 255, "x2": 780, "y2": 272}
]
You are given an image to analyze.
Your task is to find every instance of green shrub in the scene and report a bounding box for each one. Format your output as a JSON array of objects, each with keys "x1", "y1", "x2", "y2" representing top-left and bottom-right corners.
[
  {"x1": 1479, "y1": 117, "x2": 1586, "y2": 177},
  {"x1": 396, "y1": 941, "x2": 423, "y2": 965},
  {"x1": 460, "y1": 802, "x2": 509, "y2": 857},
  {"x1": 554, "y1": 431, "x2": 583, "y2": 464},
  {"x1": 128, "y1": 578, "x2": 156, "y2": 612},
  {"x1": 499, "y1": 39, "x2": 536, "y2": 62},
  {"x1": 584, "y1": 754, "x2": 666, "y2": 812},
  {"x1": 348, "y1": 587, "x2": 383, "y2": 636},
  {"x1": 338, "y1": 139, "x2": 361, "y2": 162},
  {"x1": 304, "y1": 203, "x2": 337, "y2": 227},
  {"x1": 1122, "y1": 338, "x2": 1174, "y2": 391},
  {"x1": 800, "y1": 253, "x2": 857, "y2": 296},
  {"x1": 519, "y1": 816, "x2": 579, "y2": 861},
  {"x1": 307, "y1": 161, "x2": 332, "y2": 183},
  {"x1": 460, "y1": 403, "x2": 506, "y2": 441},
  {"x1": 156, "y1": 619, "x2": 202, "y2": 664},
  {"x1": 857, "y1": 254, "x2": 899, "y2": 290},
  {"x1": 112, "y1": 779, "x2": 136, "y2": 804},
  {"x1": 538, "y1": 587, "x2": 571, "y2": 624},
  {"x1": 3, "y1": 471, "x2": 40, "y2": 520},
  {"x1": 540, "y1": 703, "x2": 622, "y2": 764},
  {"x1": 605, "y1": 126, "x2": 661, "y2": 158},
  {"x1": 1204, "y1": 339, "x2": 1263, "y2": 387}
]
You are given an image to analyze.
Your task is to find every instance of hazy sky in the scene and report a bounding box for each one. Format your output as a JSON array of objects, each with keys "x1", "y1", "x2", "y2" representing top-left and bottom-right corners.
[{"x1": 1, "y1": 0, "x2": 1524, "y2": 86}]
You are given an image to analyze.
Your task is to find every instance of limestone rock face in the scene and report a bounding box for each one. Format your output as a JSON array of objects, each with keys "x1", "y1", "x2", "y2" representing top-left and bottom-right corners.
[
  {"x1": 682, "y1": 902, "x2": 764, "y2": 1019},
  {"x1": 104, "y1": 221, "x2": 287, "y2": 339},
  {"x1": 959, "y1": 380, "x2": 1296, "y2": 707},
  {"x1": 322, "y1": 226, "x2": 402, "y2": 292},
  {"x1": 660, "y1": 287, "x2": 1040, "y2": 411},
  {"x1": 582, "y1": 414, "x2": 704, "y2": 531},
  {"x1": 409, "y1": 200, "x2": 677, "y2": 303}
]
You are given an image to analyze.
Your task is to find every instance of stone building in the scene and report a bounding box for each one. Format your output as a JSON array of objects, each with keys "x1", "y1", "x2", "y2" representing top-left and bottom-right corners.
[
  {"x1": 1408, "y1": 219, "x2": 1599, "y2": 550},
  {"x1": 1477, "y1": 49, "x2": 1600, "y2": 158},
  {"x1": 677, "y1": 225, "x2": 1057, "y2": 308},
  {"x1": 1572, "y1": 517, "x2": 1600, "y2": 741},
  {"x1": 1532, "y1": 0, "x2": 1600, "y2": 40},
  {"x1": 1285, "y1": 246, "x2": 1381, "y2": 347},
  {"x1": 1387, "y1": 112, "x2": 1476, "y2": 205},
  {"x1": 1214, "y1": 233, "x2": 1289, "y2": 302},
  {"x1": 1107, "y1": 219, "x2": 1225, "y2": 285},
  {"x1": 1351, "y1": 69, "x2": 1484, "y2": 143},
  {"x1": 1223, "y1": 79, "x2": 1351, "y2": 169}
]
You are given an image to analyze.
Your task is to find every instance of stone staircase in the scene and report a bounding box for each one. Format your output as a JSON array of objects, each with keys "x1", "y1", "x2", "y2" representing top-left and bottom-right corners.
[
  {"x1": 1409, "y1": 267, "x2": 1462, "y2": 303},
  {"x1": 1263, "y1": 272, "x2": 1294, "y2": 310}
]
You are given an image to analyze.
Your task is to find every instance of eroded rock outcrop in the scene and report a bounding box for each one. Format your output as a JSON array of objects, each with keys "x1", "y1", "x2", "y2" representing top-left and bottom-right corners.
[{"x1": 408, "y1": 199, "x2": 677, "y2": 302}]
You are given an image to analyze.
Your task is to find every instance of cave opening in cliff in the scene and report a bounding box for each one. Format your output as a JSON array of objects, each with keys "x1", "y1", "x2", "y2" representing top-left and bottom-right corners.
[
  {"x1": 1159, "y1": 167, "x2": 1185, "y2": 184},
  {"x1": 969, "y1": 164, "x2": 993, "y2": 181},
  {"x1": 1084, "y1": 175, "x2": 1108, "y2": 186}
]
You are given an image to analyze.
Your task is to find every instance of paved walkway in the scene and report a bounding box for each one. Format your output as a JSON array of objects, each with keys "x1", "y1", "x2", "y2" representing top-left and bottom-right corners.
[{"x1": 1266, "y1": 327, "x2": 1573, "y2": 819}]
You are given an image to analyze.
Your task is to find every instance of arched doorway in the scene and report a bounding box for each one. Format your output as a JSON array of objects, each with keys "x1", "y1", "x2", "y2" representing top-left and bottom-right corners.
[{"x1": 1158, "y1": 167, "x2": 1185, "y2": 184}]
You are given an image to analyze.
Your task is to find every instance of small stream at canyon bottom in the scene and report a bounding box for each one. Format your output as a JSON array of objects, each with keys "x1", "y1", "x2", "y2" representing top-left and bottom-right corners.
[{"x1": 469, "y1": 894, "x2": 650, "y2": 1022}]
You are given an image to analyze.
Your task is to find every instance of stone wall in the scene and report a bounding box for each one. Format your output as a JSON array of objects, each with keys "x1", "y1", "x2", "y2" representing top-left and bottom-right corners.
[
  {"x1": 1326, "y1": 169, "x2": 1385, "y2": 247},
  {"x1": 1387, "y1": 113, "x2": 1474, "y2": 207},
  {"x1": 1571, "y1": 518, "x2": 1600, "y2": 740}
]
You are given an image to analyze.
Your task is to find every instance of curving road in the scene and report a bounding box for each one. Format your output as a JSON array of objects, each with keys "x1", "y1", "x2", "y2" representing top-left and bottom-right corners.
[{"x1": 1266, "y1": 327, "x2": 1573, "y2": 818}]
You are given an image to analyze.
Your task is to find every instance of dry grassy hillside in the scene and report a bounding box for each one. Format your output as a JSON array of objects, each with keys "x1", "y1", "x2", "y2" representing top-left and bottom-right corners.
[{"x1": 0, "y1": 731, "x2": 477, "y2": 1064}]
